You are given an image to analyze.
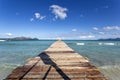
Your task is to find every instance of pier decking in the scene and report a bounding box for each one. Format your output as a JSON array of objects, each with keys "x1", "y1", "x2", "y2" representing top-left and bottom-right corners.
[{"x1": 6, "y1": 40, "x2": 108, "y2": 80}]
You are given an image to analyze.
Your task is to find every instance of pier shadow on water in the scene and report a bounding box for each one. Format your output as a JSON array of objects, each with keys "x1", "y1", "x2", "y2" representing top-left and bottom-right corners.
[{"x1": 38, "y1": 52, "x2": 70, "y2": 80}]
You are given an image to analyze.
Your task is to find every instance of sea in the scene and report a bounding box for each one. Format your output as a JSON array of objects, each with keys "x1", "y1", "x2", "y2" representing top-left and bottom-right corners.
[{"x1": 0, "y1": 40, "x2": 120, "y2": 80}]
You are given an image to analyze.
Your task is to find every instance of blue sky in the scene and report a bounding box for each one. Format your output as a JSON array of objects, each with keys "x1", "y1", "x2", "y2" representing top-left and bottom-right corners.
[{"x1": 0, "y1": 0, "x2": 120, "y2": 39}]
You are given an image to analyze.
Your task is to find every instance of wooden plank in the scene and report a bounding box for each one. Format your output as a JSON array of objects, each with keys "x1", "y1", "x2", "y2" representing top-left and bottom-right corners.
[{"x1": 6, "y1": 40, "x2": 108, "y2": 80}]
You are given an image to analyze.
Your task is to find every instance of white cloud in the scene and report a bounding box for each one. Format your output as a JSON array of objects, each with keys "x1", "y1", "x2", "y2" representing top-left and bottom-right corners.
[
  {"x1": 34, "y1": 12, "x2": 45, "y2": 20},
  {"x1": 79, "y1": 35, "x2": 95, "y2": 39},
  {"x1": 50, "y1": 5, "x2": 68, "y2": 20},
  {"x1": 72, "y1": 29, "x2": 77, "y2": 32},
  {"x1": 103, "y1": 26, "x2": 120, "y2": 30},
  {"x1": 40, "y1": 16, "x2": 46, "y2": 20},
  {"x1": 35, "y1": 13, "x2": 40, "y2": 19},
  {"x1": 88, "y1": 35, "x2": 95, "y2": 38},
  {"x1": 79, "y1": 36, "x2": 88, "y2": 39},
  {"x1": 99, "y1": 32, "x2": 105, "y2": 35},
  {"x1": 93, "y1": 27, "x2": 99, "y2": 30},
  {"x1": 5, "y1": 33, "x2": 12, "y2": 36},
  {"x1": 30, "y1": 18, "x2": 34, "y2": 21}
]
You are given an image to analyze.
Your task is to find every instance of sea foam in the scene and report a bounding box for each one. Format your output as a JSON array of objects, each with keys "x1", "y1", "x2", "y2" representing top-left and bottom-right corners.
[
  {"x1": 0, "y1": 40, "x2": 6, "y2": 42},
  {"x1": 104, "y1": 43, "x2": 115, "y2": 45},
  {"x1": 98, "y1": 42, "x2": 103, "y2": 45},
  {"x1": 76, "y1": 43, "x2": 85, "y2": 45}
]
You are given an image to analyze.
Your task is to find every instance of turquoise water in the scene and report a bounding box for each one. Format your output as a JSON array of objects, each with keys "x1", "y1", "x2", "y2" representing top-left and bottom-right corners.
[{"x1": 0, "y1": 40, "x2": 120, "y2": 80}]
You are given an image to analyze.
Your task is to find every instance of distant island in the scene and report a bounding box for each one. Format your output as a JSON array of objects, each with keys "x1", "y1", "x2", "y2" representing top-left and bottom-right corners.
[
  {"x1": 0, "y1": 36, "x2": 39, "y2": 41},
  {"x1": 0, "y1": 37, "x2": 120, "y2": 41},
  {"x1": 98, "y1": 38, "x2": 120, "y2": 41}
]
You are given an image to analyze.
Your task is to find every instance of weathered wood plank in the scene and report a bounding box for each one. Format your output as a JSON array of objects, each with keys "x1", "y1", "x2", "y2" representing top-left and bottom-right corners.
[{"x1": 6, "y1": 40, "x2": 108, "y2": 80}]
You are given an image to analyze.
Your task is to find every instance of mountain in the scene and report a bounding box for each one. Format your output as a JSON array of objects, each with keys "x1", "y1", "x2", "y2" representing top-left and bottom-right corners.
[{"x1": 0, "y1": 37, "x2": 39, "y2": 41}]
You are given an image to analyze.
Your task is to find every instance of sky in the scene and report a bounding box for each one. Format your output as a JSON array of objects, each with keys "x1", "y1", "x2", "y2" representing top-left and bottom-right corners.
[{"x1": 0, "y1": 0, "x2": 120, "y2": 39}]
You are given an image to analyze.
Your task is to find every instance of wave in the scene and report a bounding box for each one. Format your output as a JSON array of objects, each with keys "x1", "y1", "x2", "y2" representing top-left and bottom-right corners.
[
  {"x1": 98, "y1": 42, "x2": 115, "y2": 46},
  {"x1": 0, "y1": 63, "x2": 21, "y2": 69},
  {"x1": 76, "y1": 42, "x2": 117, "y2": 46},
  {"x1": 76, "y1": 43, "x2": 85, "y2": 45},
  {"x1": 99, "y1": 65, "x2": 120, "y2": 69},
  {"x1": 99, "y1": 65, "x2": 120, "y2": 80},
  {"x1": 0, "y1": 40, "x2": 6, "y2": 42},
  {"x1": 0, "y1": 63, "x2": 21, "y2": 80},
  {"x1": 98, "y1": 42, "x2": 103, "y2": 45},
  {"x1": 104, "y1": 43, "x2": 115, "y2": 45}
]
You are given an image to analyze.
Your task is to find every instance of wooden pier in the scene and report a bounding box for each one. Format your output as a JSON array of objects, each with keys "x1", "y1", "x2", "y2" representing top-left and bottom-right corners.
[{"x1": 6, "y1": 40, "x2": 108, "y2": 80}]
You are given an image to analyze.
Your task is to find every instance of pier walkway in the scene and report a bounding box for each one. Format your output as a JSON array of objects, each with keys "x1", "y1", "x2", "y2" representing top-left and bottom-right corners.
[{"x1": 6, "y1": 40, "x2": 108, "y2": 80}]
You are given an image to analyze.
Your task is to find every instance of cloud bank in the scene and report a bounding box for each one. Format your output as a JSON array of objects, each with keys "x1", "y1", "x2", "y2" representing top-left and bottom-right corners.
[
  {"x1": 79, "y1": 35, "x2": 95, "y2": 39},
  {"x1": 93, "y1": 27, "x2": 99, "y2": 30},
  {"x1": 103, "y1": 26, "x2": 120, "y2": 30},
  {"x1": 5, "y1": 33, "x2": 13, "y2": 36},
  {"x1": 72, "y1": 29, "x2": 77, "y2": 32}
]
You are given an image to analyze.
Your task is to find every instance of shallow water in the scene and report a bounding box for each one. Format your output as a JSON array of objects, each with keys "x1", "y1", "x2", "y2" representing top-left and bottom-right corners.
[
  {"x1": 0, "y1": 40, "x2": 54, "y2": 79},
  {"x1": 65, "y1": 40, "x2": 120, "y2": 80},
  {"x1": 0, "y1": 40, "x2": 120, "y2": 80}
]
